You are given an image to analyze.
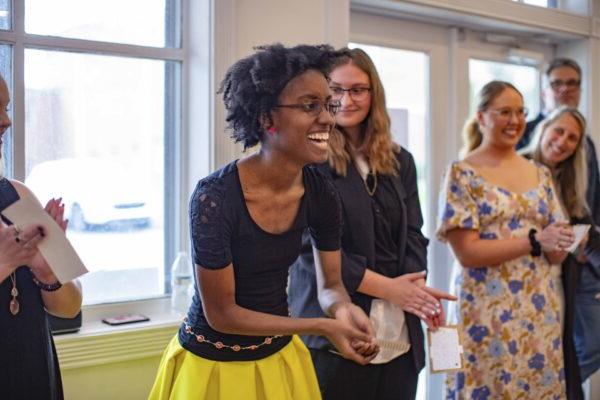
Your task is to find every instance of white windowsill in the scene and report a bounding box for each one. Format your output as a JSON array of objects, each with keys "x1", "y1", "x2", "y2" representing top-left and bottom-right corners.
[{"x1": 53, "y1": 297, "x2": 182, "y2": 370}]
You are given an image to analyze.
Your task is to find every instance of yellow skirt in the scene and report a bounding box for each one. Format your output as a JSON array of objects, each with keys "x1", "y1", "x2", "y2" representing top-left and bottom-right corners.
[{"x1": 148, "y1": 335, "x2": 322, "y2": 400}]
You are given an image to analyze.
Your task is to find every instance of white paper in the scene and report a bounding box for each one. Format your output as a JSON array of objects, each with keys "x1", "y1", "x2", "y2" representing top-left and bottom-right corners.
[
  {"x1": 428, "y1": 326, "x2": 463, "y2": 372},
  {"x1": 2, "y1": 196, "x2": 88, "y2": 283},
  {"x1": 565, "y1": 224, "x2": 591, "y2": 253}
]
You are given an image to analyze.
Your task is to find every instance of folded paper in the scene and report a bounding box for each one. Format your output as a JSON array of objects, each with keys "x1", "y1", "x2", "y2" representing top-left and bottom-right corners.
[
  {"x1": 2, "y1": 196, "x2": 88, "y2": 283},
  {"x1": 427, "y1": 325, "x2": 464, "y2": 373}
]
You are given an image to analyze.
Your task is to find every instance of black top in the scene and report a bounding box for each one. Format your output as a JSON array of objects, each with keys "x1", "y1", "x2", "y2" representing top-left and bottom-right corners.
[
  {"x1": 289, "y1": 148, "x2": 429, "y2": 372},
  {"x1": 372, "y1": 175, "x2": 401, "y2": 270},
  {"x1": 0, "y1": 178, "x2": 64, "y2": 400},
  {"x1": 179, "y1": 161, "x2": 341, "y2": 361}
]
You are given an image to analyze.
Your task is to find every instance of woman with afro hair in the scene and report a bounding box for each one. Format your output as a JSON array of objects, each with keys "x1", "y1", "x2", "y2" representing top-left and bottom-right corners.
[{"x1": 148, "y1": 43, "x2": 378, "y2": 400}]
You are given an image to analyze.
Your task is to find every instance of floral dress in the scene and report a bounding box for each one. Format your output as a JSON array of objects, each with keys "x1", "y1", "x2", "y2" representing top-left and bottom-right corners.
[{"x1": 437, "y1": 161, "x2": 567, "y2": 400}]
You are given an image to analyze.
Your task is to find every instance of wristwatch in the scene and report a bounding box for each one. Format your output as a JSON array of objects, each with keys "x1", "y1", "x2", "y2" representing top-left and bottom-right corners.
[{"x1": 528, "y1": 228, "x2": 542, "y2": 257}]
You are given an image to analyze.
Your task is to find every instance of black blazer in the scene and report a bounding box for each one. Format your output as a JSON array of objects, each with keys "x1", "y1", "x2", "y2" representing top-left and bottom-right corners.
[{"x1": 288, "y1": 148, "x2": 429, "y2": 372}]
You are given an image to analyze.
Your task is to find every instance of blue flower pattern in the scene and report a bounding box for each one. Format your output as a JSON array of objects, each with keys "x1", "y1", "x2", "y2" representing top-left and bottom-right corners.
[{"x1": 437, "y1": 162, "x2": 566, "y2": 398}]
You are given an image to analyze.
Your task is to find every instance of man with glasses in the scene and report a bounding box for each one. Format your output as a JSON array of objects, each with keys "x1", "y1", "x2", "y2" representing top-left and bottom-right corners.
[
  {"x1": 519, "y1": 57, "x2": 600, "y2": 395},
  {"x1": 517, "y1": 58, "x2": 584, "y2": 148}
]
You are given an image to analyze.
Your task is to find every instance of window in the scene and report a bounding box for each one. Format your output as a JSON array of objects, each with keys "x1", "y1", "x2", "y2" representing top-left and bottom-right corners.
[
  {"x1": 0, "y1": 1, "x2": 184, "y2": 305},
  {"x1": 511, "y1": 0, "x2": 556, "y2": 7}
]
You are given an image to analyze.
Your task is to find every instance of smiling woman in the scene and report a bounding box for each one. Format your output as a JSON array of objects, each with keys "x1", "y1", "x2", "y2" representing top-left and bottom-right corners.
[
  {"x1": 520, "y1": 106, "x2": 589, "y2": 399},
  {"x1": 147, "y1": 44, "x2": 378, "y2": 400},
  {"x1": 437, "y1": 81, "x2": 575, "y2": 399}
]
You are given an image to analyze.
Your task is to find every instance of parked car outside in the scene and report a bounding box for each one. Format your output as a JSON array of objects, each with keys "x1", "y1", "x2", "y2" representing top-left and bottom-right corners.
[{"x1": 25, "y1": 158, "x2": 154, "y2": 231}]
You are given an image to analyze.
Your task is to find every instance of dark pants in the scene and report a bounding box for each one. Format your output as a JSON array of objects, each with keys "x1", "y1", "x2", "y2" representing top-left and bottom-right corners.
[{"x1": 309, "y1": 348, "x2": 418, "y2": 400}]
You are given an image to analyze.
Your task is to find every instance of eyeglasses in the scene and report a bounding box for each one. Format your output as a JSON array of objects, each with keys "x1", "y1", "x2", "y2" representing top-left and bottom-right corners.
[
  {"x1": 329, "y1": 86, "x2": 371, "y2": 101},
  {"x1": 274, "y1": 100, "x2": 341, "y2": 116},
  {"x1": 549, "y1": 79, "x2": 581, "y2": 91},
  {"x1": 487, "y1": 107, "x2": 529, "y2": 120}
]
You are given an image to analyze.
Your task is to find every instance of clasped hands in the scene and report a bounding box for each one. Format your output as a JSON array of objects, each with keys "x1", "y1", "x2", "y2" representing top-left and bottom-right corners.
[
  {"x1": 537, "y1": 222, "x2": 575, "y2": 253},
  {"x1": 325, "y1": 302, "x2": 379, "y2": 365}
]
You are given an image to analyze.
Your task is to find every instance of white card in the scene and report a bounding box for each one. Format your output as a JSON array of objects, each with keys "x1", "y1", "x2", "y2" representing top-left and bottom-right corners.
[
  {"x1": 565, "y1": 224, "x2": 591, "y2": 253},
  {"x1": 428, "y1": 326, "x2": 464, "y2": 373},
  {"x1": 2, "y1": 196, "x2": 88, "y2": 283}
]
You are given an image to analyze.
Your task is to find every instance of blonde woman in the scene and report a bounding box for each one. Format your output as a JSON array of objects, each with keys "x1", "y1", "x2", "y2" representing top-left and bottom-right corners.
[
  {"x1": 437, "y1": 81, "x2": 574, "y2": 398},
  {"x1": 289, "y1": 48, "x2": 454, "y2": 400},
  {"x1": 522, "y1": 107, "x2": 592, "y2": 399}
]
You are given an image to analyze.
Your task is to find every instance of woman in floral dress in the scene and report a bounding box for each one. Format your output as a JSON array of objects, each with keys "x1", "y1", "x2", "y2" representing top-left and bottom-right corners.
[{"x1": 437, "y1": 81, "x2": 575, "y2": 399}]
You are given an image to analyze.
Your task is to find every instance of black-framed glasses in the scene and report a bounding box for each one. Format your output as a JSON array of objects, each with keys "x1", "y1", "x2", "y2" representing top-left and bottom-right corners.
[
  {"x1": 329, "y1": 86, "x2": 371, "y2": 101},
  {"x1": 549, "y1": 79, "x2": 581, "y2": 90},
  {"x1": 275, "y1": 100, "x2": 341, "y2": 116}
]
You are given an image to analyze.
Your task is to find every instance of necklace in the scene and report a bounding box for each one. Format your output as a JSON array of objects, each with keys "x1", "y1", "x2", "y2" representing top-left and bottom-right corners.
[
  {"x1": 9, "y1": 272, "x2": 19, "y2": 315},
  {"x1": 363, "y1": 171, "x2": 378, "y2": 197}
]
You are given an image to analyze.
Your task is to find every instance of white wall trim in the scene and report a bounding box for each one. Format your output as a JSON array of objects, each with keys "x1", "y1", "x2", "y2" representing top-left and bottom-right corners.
[
  {"x1": 212, "y1": 0, "x2": 243, "y2": 170},
  {"x1": 352, "y1": 0, "x2": 592, "y2": 39}
]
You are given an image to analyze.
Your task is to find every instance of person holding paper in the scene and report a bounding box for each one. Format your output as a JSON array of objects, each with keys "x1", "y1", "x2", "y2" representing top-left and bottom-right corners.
[
  {"x1": 437, "y1": 81, "x2": 574, "y2": 399},
  {"x1": 0, "y1": 75, "x2": 82, "y2": 400},
  {"x1": 148, "y1": 44, "x2": 378, "y2": 400},
  {"x1": 521, "y1": 106, "x2": 597, "y2": 399},
  {"x1": 289, "y1": 48, "x2": 455, "y2": 400}
]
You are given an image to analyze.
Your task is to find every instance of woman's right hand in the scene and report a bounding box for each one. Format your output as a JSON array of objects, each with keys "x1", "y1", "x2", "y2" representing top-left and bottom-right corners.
[
  {"x1": 384, "y1": 272, "x2": 443, "y2": 321},
  {"x1": 537, "y1": 223, "x2": 575, "y2": 252},
  {"x1": 0, "y1": 223, "x2": 44, "y2": 275}
]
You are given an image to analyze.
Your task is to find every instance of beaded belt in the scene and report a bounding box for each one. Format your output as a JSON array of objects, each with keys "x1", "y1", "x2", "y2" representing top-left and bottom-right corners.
[{"x1": 183, "y1": 317, "x2": 283, "y2": 352}]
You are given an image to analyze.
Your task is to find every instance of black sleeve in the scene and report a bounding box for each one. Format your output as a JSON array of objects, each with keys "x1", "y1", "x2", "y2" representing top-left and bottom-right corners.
[
  {"x1": 585, "y1": 136, "x2": 600, "y2": 227},
  {"x1": 189, "y1": 178, "x2": 233, "y2": 269},
  {"x1": 340, "y1": 250, "x2": 368, "y2": 294},
  {"x1": 582, "y1": 219, "x2": 600, "y2": 279},
  {"x1": 306, "y1": 167, "x2": 342, "y2": 252},
  {"x1": 400, "y1": 150, "x2": 429, "y2": 273}
]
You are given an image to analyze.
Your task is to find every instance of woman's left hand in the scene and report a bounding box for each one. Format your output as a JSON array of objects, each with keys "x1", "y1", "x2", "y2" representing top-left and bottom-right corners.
[{"x1": 29, "y1": 198, "x2": 67, "y2": 283}]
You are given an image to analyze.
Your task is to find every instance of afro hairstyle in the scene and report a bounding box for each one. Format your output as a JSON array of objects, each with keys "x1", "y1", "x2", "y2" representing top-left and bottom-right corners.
[{"x1": 218, "y1": 43, "x2": 342, "y2": 149}]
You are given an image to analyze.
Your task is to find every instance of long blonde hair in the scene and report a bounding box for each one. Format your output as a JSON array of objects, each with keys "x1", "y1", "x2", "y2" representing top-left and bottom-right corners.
[
  {"x1": 521, "y1": 107, "x2": 588, "y2": 218},
  {"x1": 328, "y1": 48, "x2": 399, "y2": 176},
  {"x1": 460, "y1": 81, "x2": 522, "y2": 158}
]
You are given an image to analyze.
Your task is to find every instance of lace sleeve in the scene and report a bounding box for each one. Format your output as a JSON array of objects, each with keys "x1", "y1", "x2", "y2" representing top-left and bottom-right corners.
[{"x1": 189, "y1": 178, "x2": 233, "y2": 269}]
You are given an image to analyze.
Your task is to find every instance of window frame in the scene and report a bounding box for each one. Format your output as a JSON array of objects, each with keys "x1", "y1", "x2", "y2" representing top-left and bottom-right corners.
[{"x1": 0, "y1": 0, "x2": 195, "y2": 307}]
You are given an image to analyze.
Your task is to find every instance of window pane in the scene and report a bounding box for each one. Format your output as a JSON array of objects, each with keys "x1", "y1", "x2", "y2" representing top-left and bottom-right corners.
[
  {"x1": 25, "y1": 0, "x2": 179, "y2": 47},
  {"x1": 24, "y1": 49, "x2": 175, "y2": 304},
  {"x1": 0, "y1": 0, "x2": 10, "y2": 30},
  {"x1": 512, "y1": 0, "x2": 545, "y2": 6},
  {"x1": 350, "y1": 43, "x2": 430, "y2": 238},
  {"x1": 0, "y1": 43, "x2": 10, "y2": 177},
  {"x1": 469, "y1": 59, "x2": 540, "y2": 119}
]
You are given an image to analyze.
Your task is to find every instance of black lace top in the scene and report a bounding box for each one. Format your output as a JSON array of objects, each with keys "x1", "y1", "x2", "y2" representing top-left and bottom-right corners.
[{"x1": 178, "y1": 161, "x2": 341, "y2": 361}]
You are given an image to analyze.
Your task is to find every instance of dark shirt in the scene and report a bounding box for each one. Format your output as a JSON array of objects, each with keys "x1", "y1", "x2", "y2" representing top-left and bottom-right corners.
[
  {"x1": 289, "y1": 148, "x2": 429, "y2": 371},
  {"x1": 516, "y1": 112, "x2": 544, "y2": 151},
  {"x1": 179, "y1": 161, "x2": 341, "y2": 361},
  {"x1": 372, "y1": 175, "x2": 401, "y2": 272},
  {"x1": 0, "y1": 178, "x2": 64, "y2": 400}
]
